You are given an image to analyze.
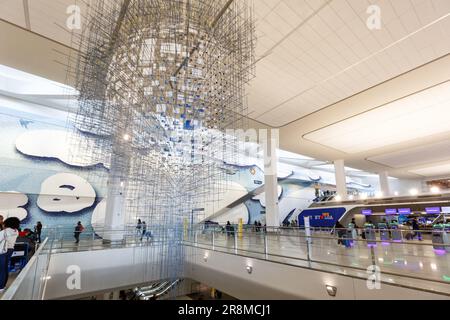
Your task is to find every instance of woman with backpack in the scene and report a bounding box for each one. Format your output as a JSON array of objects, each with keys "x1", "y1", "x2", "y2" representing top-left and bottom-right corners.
[
  {"x1": 0, "y1": 217, "x2": 20, "y2": 292},
  {"x1": 74, "y1": 221, "x2": 84, "y2": 244}
]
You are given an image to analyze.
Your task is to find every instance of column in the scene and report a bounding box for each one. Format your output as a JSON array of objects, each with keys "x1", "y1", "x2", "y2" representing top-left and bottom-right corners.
[
  {"x1": 379, "y1": 171, "x2": 390, "y2": 197},
  {"x1": 334, "y1": 160, "x2": 348, "y2": 200},
  {"x1": 103, "y1": 140, "x2": 130, "y2": 242},
  {"x1": 263, "y1": 129, "x2": 280, "y2": 227}
]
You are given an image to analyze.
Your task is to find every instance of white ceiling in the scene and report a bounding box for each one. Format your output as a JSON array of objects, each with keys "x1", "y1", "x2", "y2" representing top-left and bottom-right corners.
[
  {"x1": 250, "y1": 0, "x2": 450, "y2": 126},
  {"x1": 1, "y1": 0, "x2": 450, "y2": 180}
]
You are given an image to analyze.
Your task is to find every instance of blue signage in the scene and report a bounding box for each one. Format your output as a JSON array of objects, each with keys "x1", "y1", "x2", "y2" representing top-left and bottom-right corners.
[
  {"x1": 425, "y1": 207, "x2": 441, "y2": 214},
  {"x1": 298, "y1": 208, "x2": 347, "y2": 228},
  {"x1": 398, "y1": 208, "x2": 411, "y2": 214},
  {"x1": 385, "y1": 208, "x2": 397, "y2": 215},
  {"x1": 362, "y1": 209, "x2": 372, "y2": 215}
]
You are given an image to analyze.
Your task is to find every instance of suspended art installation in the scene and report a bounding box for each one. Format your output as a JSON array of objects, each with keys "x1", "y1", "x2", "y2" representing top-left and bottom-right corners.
[{"x1": 63, "y1": 0, "x2": 255, "y2": 286}]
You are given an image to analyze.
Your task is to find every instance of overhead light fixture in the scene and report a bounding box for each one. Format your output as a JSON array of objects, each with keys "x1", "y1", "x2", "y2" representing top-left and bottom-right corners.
[
  {"x1": 326, "y1": 285, "x2": 337, "y2": 297},
  {"x1": 335, "y1": 195, "x2": 342, "y2": 202},
  {"x1": 348, "y1": 195, "x2": 354, "y2": 201},
  {"x1": 409, "y1": 188, "x2": 419, "y2": 196},
  {"x1": 375, "y1": 191, "x2": 383, "y2": 198},
  {"x1": 123, "y1": 134, "x2": 130, "y2": 141},
  {"x1": 246, "y1": 265, "x2": 253, "y2": 274},
  {"x1": 394, "y1": 191, "x2": 399, "y2": 196},
  {"x1": 430, "y1": 186, "x2": 440, "y2": 194}
]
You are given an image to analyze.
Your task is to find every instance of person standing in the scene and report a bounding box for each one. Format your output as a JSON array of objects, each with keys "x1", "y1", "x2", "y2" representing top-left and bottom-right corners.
[
  {"x1": 0, "y1": 215, "x2": 4, "y2": 231},
  {"x1": 412, "y1": 218, "x2": 422, "y2": 241},
  {"x1": 141, "y1": 221, "x2": 147, "y2": 241},
  {"x1": 136, "y1": 219, "x2": 142, "y2": 235},
  {"x1": 0, "y1": 217, "x2": 20, "y2": 292},
  {"x1": 34, "y1": 221, "x2": 43, "y2": 243},
  {"x1": 74, "y1": 221, "x2": 84, "y2": 244}
]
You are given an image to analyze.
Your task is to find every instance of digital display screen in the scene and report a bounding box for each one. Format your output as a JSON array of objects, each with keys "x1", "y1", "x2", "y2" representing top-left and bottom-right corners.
[
  {"x1": 425, "y1": 207, "x2": 441, "y2": 214},
  {"x1": 362, "y1": 209, "x2": 372, "y2": 215},
  {"x1": 398, "y1": 208, "x2": 411, "y2": 214},
  {"x1": 385, "y1": 208, "x2": 397, "y2": 215}
]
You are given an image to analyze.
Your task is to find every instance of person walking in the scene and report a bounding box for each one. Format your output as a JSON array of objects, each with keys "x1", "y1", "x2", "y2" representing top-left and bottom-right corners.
[
  {"x1": 0, "y1": 217, "x2": 20, "y2": 292},
  {"x1": 412, "y1": 218, "x2": 422, "y2": 241},
  {"x1": 74, "y1": 221, "x2": 84, "y2": 244},
  {"x1": 34, "y1": 221, "x2": 43, "y2": 243},
  {"x1": 334, "y1": 221, "x2": 345, "y2": 245},
  {"x1": 136, "y1": 219, "x2": 142, "y2": 235}
]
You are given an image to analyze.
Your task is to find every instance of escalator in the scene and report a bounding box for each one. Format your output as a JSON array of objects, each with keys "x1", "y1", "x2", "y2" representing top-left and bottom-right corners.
[{"x1": 133, "y1": 279, "x2": 183, "y2": 300}]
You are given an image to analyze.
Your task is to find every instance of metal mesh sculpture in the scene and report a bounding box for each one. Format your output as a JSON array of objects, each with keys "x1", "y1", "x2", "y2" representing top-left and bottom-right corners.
[{"x1": 66, "y1": 0, "x2": 255, "y2": 236}]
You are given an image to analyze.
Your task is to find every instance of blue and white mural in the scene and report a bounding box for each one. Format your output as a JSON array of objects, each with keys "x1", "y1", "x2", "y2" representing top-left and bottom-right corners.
[{"x1": 0, "y1": 95, "x2": 376, "y2": 230}]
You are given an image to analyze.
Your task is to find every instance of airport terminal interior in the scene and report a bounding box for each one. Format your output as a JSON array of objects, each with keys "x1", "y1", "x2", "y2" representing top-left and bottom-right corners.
[{"x1": 0, "y1": 0, "x2": 449, "y2": 301}]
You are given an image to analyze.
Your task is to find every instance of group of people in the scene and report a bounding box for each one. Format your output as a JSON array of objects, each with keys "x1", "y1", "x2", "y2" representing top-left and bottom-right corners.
[
  {"x1": 136, "y1": 219, "x2": 152, "y2": 241},
  {"x1": 253, "y1": 221, "x2": 266, "y2": 232},
  {"x1": 333, "y1": 217, "x2": 424, "y2": 246},
  {"x1": 282, "y1": 220, "x2": 298, "y2": 228}
]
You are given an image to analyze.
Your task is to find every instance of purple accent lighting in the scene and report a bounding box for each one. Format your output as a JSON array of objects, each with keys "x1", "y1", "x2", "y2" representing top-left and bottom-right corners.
[
  {"x1": 425, "y1": 207, "x2": 441, "y2": 214},
  {"x1": 385, "y1": 208, "x2": 397, "y2": 215},
  {"x1": 398, "y1": 208, "x2": 411, "y2": 214},
  {"x1": 434, "y1": 249, "x2": 446, "y2": 256},
  {"x1": 362, "y1": 209, "x2": 372, "y2": 215}
]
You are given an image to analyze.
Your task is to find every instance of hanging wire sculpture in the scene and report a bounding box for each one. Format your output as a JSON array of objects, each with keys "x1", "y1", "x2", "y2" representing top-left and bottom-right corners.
[{"x1": 64, "y1": 0, "x2": 255, "y2": 292}]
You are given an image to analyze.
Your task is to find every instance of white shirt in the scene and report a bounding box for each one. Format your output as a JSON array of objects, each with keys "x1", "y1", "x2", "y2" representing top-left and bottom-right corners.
[{"x1": 0, "y1": 228, "x2": 19, "y2": 250}]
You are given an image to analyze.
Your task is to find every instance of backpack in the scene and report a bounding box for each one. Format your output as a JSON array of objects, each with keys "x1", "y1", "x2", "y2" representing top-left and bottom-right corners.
[{"x1": 0, "y1": 231, "x2": 8, "y2": 255}]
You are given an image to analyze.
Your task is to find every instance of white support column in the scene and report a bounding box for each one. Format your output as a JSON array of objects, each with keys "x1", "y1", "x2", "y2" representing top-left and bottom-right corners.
[
  {"x1": 103, "y1": 151, "x2": 128, "y2": 242},
  {"x1": 263, "y1": 129, "x2": 280, "y2": 227},
  {"x1": 379, "y1": 171, "x2": 391, "y2": 197},
  {"x1": 334, "y1": 160, "x2": 348, "y2": 200}
]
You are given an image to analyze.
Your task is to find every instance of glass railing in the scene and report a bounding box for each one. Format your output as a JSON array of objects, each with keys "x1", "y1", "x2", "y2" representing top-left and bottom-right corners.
[
  {"x1": 185, "y1": 226, "x2": 450, "y2": 296},
  {"x1": 1, "y1": 238, "x2": 51, "y2": 300},
  {"x1": 38, "y1": 225, "x2": 185, "y2": 254}
]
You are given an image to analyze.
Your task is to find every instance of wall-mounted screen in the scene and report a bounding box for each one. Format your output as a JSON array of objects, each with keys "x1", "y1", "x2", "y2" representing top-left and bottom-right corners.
[
  {"x1": 385, "y1": 208, "x2": 397, "y2": 215},
  {"x1": 398, "y1": 208, "x2": 411, "y2": 214},
  {"x1": 362, "y1": 209, "x2": 372, "y2": 215},
  {"x1": 425, "y1": 207, "x2": 441, "y2": 214}
]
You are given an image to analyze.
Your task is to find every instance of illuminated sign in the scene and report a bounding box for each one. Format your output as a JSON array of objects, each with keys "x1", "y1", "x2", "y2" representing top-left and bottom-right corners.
[
  {"x1": 385, "y1": 208, "x2": 397, "y2": 215},
  {"x1": 362, "y1": 209, "x2": 372, "y2": 215},
  {"x1": 425, "y1": 207, "x2": 441, "y2": 214},
  {"x1": 398, "y1": 208, "x2": 411, "y2": 214}
]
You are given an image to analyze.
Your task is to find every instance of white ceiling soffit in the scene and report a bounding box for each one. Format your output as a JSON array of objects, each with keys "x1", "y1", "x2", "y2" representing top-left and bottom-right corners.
[
  {"x1": 303, "y1": 80, "x2": 450, "y2": 154},
  {"x1": 409, "y1": 162, "x2": 450, "y2": 177},
  {"x1": 250, "y1": 0, "x2": 450, "y2": 127},
  {"x1": 368, "y1": 139, "x2": 450, "y2": 169}
]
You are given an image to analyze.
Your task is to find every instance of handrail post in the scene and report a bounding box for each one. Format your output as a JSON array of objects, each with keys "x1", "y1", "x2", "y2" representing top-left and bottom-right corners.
[
  {"x1": 264, "y1": 232, "x2": 268, "y2": 259},
  {"x1": 234, "y1": 230, "x2": 238, "y2": 254}
]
